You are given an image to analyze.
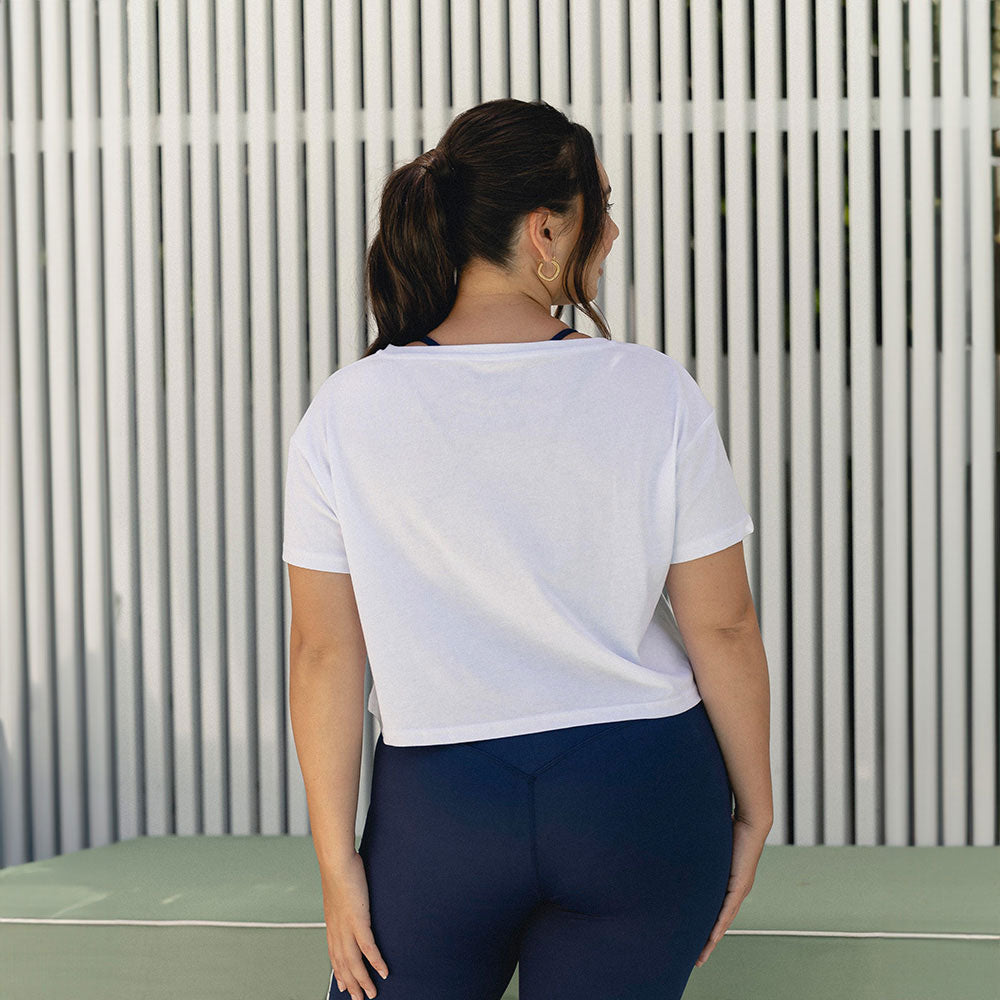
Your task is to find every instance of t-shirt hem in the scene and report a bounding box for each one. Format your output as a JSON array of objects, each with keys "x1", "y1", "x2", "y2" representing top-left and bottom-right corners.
[
  {"x1": 282, "y1": 548, "x2": 350, "y2": 573},
  {"x1": 374, "y1": 688, "x2": 703, "y2": 746},
  {"x1": 671, "y1": 515, "x2": 754, "y2": 565}
]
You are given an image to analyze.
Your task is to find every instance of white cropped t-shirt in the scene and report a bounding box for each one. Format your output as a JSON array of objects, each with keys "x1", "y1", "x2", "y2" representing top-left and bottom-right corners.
[{"x1": 282, "y1": 335, "x2": 754, "y2": 745}]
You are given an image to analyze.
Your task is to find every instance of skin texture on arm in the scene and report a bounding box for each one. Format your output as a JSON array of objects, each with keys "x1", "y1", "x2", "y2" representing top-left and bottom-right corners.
[
  {"x1": 287, "y1": 564, "x2": 369, "y2": 873},
  {"x1": 665, "y1": 540, "x2": 774, "y2": 828}
]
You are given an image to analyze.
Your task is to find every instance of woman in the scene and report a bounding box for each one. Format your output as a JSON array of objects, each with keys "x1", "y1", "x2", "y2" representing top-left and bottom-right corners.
[{"x1": 283, "y1": 98, "x2": 772, "y2": 1000}]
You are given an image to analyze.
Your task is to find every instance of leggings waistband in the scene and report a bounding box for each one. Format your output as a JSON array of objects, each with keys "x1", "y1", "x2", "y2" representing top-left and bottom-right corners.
[{"x1": 377, "y1": 700, "x2": 708, "y2": 778}]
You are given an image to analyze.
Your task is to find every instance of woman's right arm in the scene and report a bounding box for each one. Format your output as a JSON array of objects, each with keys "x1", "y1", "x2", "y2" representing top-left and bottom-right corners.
[
  {"x1": 288, "y1": 565, "x2": 369, "y2": 872},
  {"x1": 287, "y1": 565, "x2": 390, "y2": 999}
]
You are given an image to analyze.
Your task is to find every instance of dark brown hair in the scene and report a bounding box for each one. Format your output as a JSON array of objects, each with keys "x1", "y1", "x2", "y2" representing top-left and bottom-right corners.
[{"x1": 361, "y1": 99, "x2": 611, "y2": 357}]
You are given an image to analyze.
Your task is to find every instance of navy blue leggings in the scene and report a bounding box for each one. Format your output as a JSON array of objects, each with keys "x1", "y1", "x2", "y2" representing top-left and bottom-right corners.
[{"x1": 343, "y1": 699, "x2": 733, "y2": 1000}]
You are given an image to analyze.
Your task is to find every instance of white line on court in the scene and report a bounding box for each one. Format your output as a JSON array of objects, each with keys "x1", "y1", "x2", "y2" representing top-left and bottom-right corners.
[
  {"x1": 0, "y1": 918, "x2": 326, "y2": 928},
  {"x1": 0, "y1": 918, "x2": 996, "y2": 940}
]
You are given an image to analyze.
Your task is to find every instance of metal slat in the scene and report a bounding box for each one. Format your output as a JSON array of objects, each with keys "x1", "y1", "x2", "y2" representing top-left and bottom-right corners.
[
  {"x1": 907, "y1": 0, "x2": 940, "y2": 848},
  {"x1": 631, "y1": 0, "x2": 661, "y2": 352},
  {"x1": 816, "y1": 0, "x2": 850, "y2": 847},
  {"x1": 216, "y1": 0, "x2": 253, "y2": 835},
  {"x1": 938, "y1": 0, "x2": 971, "y2": 848},
  {"x1": 510, "y1": 0, "x2": 537, "y2": 101},
  {"x1": 361, "y1": 0, "x2": 391, "y2": 352},
  {"x1": 12, "y1": 0, "x2": 57, "y2": 862},
  {"x1": 128, "y1": 0, "x2": 172, "y2": 838},
  {"x1": 661, "y1": 0, "x2": 691, "y2": 364},
  {"x1": 598, "y1": 1, "x2": 628, "y2": 344},
  {"x1": 71, "y1": 0, "x2": 116, "y2": 856},
  {"x1": 189, "y1": 0, "x2": 228, "y2": 838},
  {"x1": 845, "y1": 0, "x2": 878, "y2": 847},
  {"x1": 97, "y1": 0, "x2": 143, "y2": 846},
  {"x1": 539, "y1": 0, "x2": 571, "y2": 108},
  {"x1": 159, "y1": 0, "x2": 199, "y2": 839},
  {"x1": 269, "y1": 0, "x2": 305, "y2": 837},
  {"x1": 331, "y1": 1, "x2": 362, "y2": 378},
  {"x1": 390, "y1": 2, "x2": 420, "y2": 164},
  {"x1": 245, "y1": 0, "x2": 277, "y2": 836},
  {"x1": 422, "y1": 0, "x2": 451, "y2": 155},
  {"x1": 481, "y1": 1, "x2": 507, "y2": 100},
  {"x1": 451, "y1": 1, "x2": 477, "y2": 122},
  {"x1": 569, "y1": 0, "x2": 599, "y2": 335},
  {"x1": 689, "y1": 0, "x2": 723, "y2": 404},
  {"x1": 877, "y1": 0, "x2": 911, "y2": 850}
]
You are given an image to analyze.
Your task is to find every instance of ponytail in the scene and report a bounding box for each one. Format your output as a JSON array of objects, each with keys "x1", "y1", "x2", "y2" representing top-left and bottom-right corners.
[{"x1": 362, "y1": 149, "x2": 459, "y2": 355}]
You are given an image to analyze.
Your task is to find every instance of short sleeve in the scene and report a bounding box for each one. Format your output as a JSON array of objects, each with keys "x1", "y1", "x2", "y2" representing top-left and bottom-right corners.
[
  {"x1": 282, "y1": 433, "x2": 350, "y2": 573},
  {"x1": 670, "y1": 370, "x2": 754, "y2": 564}
]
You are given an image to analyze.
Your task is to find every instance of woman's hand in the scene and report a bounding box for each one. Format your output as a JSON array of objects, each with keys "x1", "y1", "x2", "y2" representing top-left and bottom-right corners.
[
  {"x1": 695, "y1": 814, "x2": 770, "y2": 968},
  {"x1": 321, "y1": 852, "x2": 389, "y2": 999}
]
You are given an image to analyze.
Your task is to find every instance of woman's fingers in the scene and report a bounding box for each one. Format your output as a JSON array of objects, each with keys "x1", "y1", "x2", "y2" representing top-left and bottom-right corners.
[
  {"x1": 331, "y1": 952, "x2": 377, "y2": 997},
  {"x1": 331, "y1": 929, "x2": 388, "y2": 999},
  {"x1": 695, "y1": 892, "x2": 742, "y2": 964},
  {"x1": 695, "y1": 816, "x2": 768, "y2": 967},
  {"x1": 357, "y1": 923, "x2": 390, "y2": 979}
]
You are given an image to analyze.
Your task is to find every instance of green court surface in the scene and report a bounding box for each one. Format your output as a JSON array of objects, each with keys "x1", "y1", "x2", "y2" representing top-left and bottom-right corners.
[{"x1": 0, "y1": 835, "x2": 996, "y2": 999}]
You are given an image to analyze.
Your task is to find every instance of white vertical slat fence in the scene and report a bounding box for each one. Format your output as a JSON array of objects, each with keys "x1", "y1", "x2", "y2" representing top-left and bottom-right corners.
[{"x1": 1, "y1": 1, "x2": 997, "y2": 868}]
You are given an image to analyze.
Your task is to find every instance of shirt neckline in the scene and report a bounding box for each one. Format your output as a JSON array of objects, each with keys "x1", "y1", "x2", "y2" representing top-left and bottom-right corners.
[{"x1": 382, "y1": 336, "x2": 609, "y2": 357}]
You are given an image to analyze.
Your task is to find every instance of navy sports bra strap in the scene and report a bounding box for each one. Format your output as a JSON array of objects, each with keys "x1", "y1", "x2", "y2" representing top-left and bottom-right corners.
[{"x1": 420, "y1": 328, "x2": 577, "y2": 345}]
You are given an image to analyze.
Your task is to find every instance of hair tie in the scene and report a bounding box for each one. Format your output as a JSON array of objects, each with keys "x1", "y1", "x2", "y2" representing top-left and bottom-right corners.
[{"x1": 424, "y1": 146, "x2": 455, "y2": 184}]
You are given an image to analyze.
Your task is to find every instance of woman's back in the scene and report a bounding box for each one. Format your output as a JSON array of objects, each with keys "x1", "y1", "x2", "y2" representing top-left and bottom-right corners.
[{"x1": 282, "y1": 337, "x2": 753, "y2": 746}]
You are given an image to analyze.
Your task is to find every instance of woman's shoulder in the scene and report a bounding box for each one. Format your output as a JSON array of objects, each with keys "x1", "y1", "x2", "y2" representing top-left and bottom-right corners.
[{"x1": 603, "y1": 338, "x2": 684, "y2": 382}]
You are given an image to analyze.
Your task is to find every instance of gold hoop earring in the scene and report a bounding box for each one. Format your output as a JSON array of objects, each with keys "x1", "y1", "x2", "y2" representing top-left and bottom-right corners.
[{"x1": 537, "y1": 257, "x2": 560, "y2": 281}]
